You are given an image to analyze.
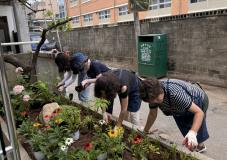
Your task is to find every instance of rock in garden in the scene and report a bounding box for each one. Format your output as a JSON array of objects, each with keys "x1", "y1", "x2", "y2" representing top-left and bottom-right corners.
[{"x1": 40, "y1": 102, "x2": 60, "y2": 124}]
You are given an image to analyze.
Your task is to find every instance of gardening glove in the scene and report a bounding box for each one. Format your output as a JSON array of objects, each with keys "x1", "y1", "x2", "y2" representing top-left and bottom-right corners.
[
  {"x1": 183, "y1": 130, "x2": 198, "y2": 151},
  {"x1": 58, "y1": 86, "x2": 65, "y2": 92},
  {"x1": 57, "y1": 82, "x2": 64, "y2": 88},
  {"x1": 103, "y1": 112, "x2": 109, "y2": 124}
]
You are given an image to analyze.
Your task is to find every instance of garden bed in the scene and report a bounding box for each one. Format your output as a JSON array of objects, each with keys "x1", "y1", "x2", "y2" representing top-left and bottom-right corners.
[
  {"x1": 0, "y1": 76, "x2": 204, "y2": 160},
  {"x1": 16, "y1": 99, "x2": 199, "y2": 160}
]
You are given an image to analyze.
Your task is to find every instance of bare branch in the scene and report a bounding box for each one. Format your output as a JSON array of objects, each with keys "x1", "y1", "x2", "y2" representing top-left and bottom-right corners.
[
  {"x1": 30, "y1": 17, "x2": 73, "y2": 83},
  {"x1": 3, "y1": 55, "x2": 31, "y2": 73}
]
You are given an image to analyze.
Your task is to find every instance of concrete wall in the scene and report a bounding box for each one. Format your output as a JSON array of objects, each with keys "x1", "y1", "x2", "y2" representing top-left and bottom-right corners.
[
  {"x1": 5, "y1": 53, "x2": 59, "y2": 89},
  {"x1": 13, "y1": 1, "x2": 31, "y2": 53},
  {"x1": 48, "y1": 13, "x2": 227, "y2": 87},
  {"x1": 0, "y1": 5, "x2": 17, "y2": 44},
  {"x1": 0, "y1": 3, "x2": 31, "y2": 53}
]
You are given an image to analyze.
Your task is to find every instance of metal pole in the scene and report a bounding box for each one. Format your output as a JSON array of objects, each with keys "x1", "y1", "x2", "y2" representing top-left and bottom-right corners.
[
  {"x1": 49, "y1": 0, "x2": 63, "y2": 52},
  {"x1": 1, "y1": 41, "x2": 39, "y2": 46},
  {"x1": 0, "y1": 46, "x2": 21, "y2": 160},
  {"x1": 133, "y1": 0, "x2": 140, "y2": 64}
]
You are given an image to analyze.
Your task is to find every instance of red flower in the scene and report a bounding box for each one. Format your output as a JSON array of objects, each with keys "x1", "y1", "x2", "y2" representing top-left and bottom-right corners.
[
  {"x1": 132, "y1": 135, "x2": 143, "y2": 144},
  {"x1": 43, "y1": 125, "x2": 51, "y2": 129},
  {"x1": 20, "y1": 111, "x2": 27, "y2": 117},
  {"x1": 85, "y1": 143, "x2": 93, "y2": 151},
  {"x1": 44, "y1": 115, "x2": 50, "y2": 120}
]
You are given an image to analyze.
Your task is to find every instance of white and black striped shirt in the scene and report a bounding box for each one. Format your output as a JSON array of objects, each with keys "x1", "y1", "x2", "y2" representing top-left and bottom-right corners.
[{"x1": 149, "y1": 79, "x2": 205, "y2": 115}]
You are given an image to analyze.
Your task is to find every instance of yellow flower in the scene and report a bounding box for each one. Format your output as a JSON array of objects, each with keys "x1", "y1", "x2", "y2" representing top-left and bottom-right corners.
[
  {"x1": 55, "y1": 118, "x2": 63, "y2": 124},
  {"x1": 108, "y1": 129, "x2": 118, "y2": 138},
  {"x1": 33, "y1": 122, "x2": 41, "y2": 127},
  {"x1": 115, "y1": 126, "x2": 124, "y2": 135}
]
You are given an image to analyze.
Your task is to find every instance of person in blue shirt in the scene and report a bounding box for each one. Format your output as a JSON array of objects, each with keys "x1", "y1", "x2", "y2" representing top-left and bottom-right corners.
[
  {"x1": 139, "y1": 78, "x2": 209, "y2": 153},
  {"x1": 55, "y1": 51, "x2": 110, "y2": 102},
  {"x1": 94, "y1": 69, "x2": 142, "y2": 127}
]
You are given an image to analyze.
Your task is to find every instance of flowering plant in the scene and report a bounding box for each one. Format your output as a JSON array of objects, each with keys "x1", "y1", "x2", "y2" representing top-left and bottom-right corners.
[
  {"x1": 92, "y1": 126, "x2": 126, "y2": 159},
  {"x1": 128, "y1": 132, "x2": 160, "y2": 159}
]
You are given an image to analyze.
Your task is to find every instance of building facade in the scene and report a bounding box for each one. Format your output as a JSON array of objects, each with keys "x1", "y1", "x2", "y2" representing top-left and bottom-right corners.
[
  {"x1": 0, "y1": 0, "x2": 31, "y2": 53},
  {"x1": 65, "y1": 0, "x2": 227, "y2": 28}
]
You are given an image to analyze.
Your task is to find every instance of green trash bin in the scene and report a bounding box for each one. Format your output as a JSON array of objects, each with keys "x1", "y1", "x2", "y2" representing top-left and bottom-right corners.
[{"x1": 138, "y1": 34, "x2": 167, "y2": 78}]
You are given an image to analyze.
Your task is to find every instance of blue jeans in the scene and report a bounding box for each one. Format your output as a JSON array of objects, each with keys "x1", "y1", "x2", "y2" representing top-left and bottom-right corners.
[
  {"x1": 78, "y1": 72, "x2": 90, "y2": 102},
  {"x1": 173, "y1": 94, "x2": 209, "y2": 144}
]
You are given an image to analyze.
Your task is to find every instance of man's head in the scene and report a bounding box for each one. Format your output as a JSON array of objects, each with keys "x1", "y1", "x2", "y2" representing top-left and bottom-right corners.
[
  {"x1": 95, "y1": 72, "x2": 120, "y2": 101},
  {"x1": 139, "y1": 78, "x2": 164, "y2": 104},
  {"x1": 70, "y1": 52, "x2": 88, "y2": 74}
]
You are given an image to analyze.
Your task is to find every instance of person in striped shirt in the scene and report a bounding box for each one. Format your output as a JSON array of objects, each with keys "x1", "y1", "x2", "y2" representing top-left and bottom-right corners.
[{"x1": 139, "y1": 78, "x2": 209, "y2": 153}]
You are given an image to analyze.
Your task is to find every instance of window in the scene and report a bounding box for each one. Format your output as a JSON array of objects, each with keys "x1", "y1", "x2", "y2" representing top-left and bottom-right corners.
[
  {"x1": 149, "y1": 0, "x2": 171, "y2": 10},
  {"x1": 98, "y1": 10, "x2": 110, "y2": 20},
  {"x1": 119, "y1": 6, "x2": 128, "y2": 16},
  {"x1": 82, "y1": 0, "x2": 90, "y2": 3},
  {"x1": 72, "y1": 17, "x2": 80, "y2": 24},
  {"x1": 83, "y1": 14, "x2": 93, "y2": 22},
  {"x1": 190, "y1": 0, "x2": 206, "y2": 3},
  {"x1": 70, "y1": 0, "x2": 78, "y2": 5}
]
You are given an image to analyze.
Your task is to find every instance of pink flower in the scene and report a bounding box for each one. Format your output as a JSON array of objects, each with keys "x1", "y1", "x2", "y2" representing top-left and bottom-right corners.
[
  {"x1": 15, "y1": 67, "x2": 23, "y2": 74},
  {"x1": 23, "y1": 95, "x2": 30, "y2": 102},
  {"x1": 13, "y1": 85, "x2": 24, "y2": 95}
]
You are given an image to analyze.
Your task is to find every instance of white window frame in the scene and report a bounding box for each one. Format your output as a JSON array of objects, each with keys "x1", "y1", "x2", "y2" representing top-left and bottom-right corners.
[
  {"x1": 118, "y1": 5, "x2": 128, "y2": 16},
  {"x1": 83, "y1": 14, "x2": 93, "y2": 22},
  {"x1": 72, "y1": 16, "x2": 80, "y2": 24},
  {"x1": 98, "y1": 10, "x2": 110, "y2": 20},
  {"x1": 81, "y1": 0, "x2": 90, "y2": 4},
  {"x1": 190, "y1": 0, "x2": 206, "y2": 3},
  {"x1": 149, "y1": 0, "x2": 171, "y2": 10},
  {"x1": 70, "y1": 0, "x2": 78, "y2": 6}
]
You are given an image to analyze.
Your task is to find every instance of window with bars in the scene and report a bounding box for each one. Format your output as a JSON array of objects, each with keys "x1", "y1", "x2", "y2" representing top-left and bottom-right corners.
[
  {"x1": 190, "y1": 0, "x2": 206, "y2": 3},
  {"x1": 72, "y1": 17, "x2": 80, "y2": 24},
  {"x1": 83, "y1": 14, "x2": 93, "y2": 22},
  {"x1": 149, "y1": 0, "x2": 171, "y2": 10},
  {"x1": 70, "y1": 0, "x2": 78, "y2": 5},
  {"x1": 98, "y1": 10, "x2": 110, "y2": 20},
  {"x1": 119, "y1": 6, "x2": 128, "y2": 16}
]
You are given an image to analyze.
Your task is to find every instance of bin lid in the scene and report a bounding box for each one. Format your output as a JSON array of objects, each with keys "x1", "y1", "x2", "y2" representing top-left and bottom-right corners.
[{"x1": 139, "y1": 34, "x2": 165, "y2": 37}]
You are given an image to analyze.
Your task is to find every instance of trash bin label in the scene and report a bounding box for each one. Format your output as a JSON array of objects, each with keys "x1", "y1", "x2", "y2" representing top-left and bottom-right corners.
[{"x1": 140, "y1": 43, "x2": 152, "y2": 64}]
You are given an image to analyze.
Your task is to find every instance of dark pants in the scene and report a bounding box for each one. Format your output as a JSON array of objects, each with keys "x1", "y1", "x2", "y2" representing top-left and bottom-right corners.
[{"x1": 173, "y1": 93, "x2": 209, "y2": 144}]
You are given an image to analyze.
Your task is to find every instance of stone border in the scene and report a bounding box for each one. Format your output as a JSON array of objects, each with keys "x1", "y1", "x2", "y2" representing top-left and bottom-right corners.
[{"x1": 121, "y1": 120, "x2": 214, "y2": 160}]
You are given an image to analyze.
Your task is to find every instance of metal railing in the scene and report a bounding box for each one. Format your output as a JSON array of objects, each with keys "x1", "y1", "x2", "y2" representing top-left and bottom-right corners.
[{"x1": 0, "y1": 41, "x2": 39, "y2": 160}]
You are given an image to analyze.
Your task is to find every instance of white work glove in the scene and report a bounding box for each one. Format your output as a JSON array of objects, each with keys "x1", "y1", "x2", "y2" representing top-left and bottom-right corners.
[
  {"x1": 103, "y1": 112, "x2": 110, "y2": 124},
  {"x1": 58, "y1": 86, "x2": 65, "y2": 92},
  {"x1": 183, "y1": 130, "x2": 198, "y2": 151}
]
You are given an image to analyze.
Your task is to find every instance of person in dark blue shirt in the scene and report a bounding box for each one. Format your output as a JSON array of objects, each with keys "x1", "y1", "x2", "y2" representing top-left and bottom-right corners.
[
  {"x1": 95, "y1": 69, "x2": 142, "y2": 127},
  {"x1": 55, "y1": 51, "x2": 110, "y2": 102}
]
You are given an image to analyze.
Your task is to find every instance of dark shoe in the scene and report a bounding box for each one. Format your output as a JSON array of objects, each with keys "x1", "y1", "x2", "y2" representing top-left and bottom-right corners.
[
  {"x1": 195, "y1": 144, "x2": 207, "y2": 153},
  {"x1": 69, "y1": 93, "x2": 73, "y2": 101}
]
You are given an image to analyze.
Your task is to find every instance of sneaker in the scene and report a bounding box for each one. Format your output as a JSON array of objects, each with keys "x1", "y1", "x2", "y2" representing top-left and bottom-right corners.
[{"x1": 195, "y1": 144, "x2": 207, "y2": 153}]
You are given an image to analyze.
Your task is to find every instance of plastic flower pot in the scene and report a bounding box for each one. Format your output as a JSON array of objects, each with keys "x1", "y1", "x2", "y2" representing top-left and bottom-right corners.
[
  {"x1": 34, "y1": 151, "x2": 45, "y2": 160},
  {"x1": 71, "y1": 130, "x2": 80, "y2": 141},
  {"x1": 97, "y1": 152, "x2": 107, "y2": 160}
]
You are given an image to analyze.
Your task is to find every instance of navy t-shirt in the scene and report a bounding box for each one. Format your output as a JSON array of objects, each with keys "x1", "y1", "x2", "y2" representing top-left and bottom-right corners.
[
  {"x1": 87, "y1": 60, "x2": 110, "y2": 78},
  {"x1": 112, "y1": 69, "x2": 142, "y2": 112}
]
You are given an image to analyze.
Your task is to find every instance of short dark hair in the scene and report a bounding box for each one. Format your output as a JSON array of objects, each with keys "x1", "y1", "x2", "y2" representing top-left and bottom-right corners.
[
  {"x1": 95, "y1": 72, "x2": 121, "y2": 101},
  {"x1": 54, "y1": 53, "x2": 70, "y2": 73},
  {"x1": 139, "y1": 78, "x2": 163, "y2": 102}
]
